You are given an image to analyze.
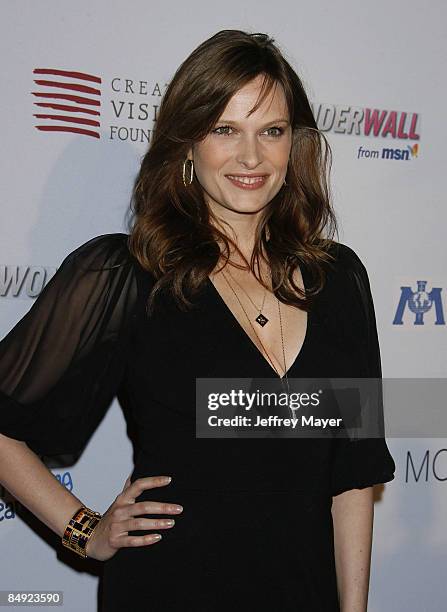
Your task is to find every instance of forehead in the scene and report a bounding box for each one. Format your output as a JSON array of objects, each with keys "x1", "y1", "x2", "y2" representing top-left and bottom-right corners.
[{"x1": 220, "y1": 76, "x2": 288, "y2": 121}]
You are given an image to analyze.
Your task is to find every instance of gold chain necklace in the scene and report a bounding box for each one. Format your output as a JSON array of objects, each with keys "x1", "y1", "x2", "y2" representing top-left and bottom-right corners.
[
  {"x1": 224, "y1": 267, "x2": 269, "y2": 327},
  {"x1": 220, "y1": 269, "x2": 293, "y2": 418}
]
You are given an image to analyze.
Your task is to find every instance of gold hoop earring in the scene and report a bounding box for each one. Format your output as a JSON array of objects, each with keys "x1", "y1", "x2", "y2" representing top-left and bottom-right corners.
[{"x1": 182, "y1": 158, "x2": 194, "y2": 187}]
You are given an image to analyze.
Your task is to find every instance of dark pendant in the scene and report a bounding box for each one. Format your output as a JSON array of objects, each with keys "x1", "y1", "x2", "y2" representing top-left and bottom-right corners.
[{"x1": 256, "y1": 313, "x2": 269, "y2": 327}]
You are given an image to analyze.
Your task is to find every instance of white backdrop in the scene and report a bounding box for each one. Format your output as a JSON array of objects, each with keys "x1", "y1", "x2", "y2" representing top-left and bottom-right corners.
[{"x1": 1, "y1": 1, "x2": 446, "y2": 610}]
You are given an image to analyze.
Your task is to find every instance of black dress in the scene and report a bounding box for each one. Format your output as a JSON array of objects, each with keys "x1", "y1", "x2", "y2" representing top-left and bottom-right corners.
[{"x1": 0, "y1": 233, "x2": 396, "y2": 611}]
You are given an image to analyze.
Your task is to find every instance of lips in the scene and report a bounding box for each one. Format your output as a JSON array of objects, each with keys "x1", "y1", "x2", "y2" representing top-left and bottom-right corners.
[{"x1": 225, "y1": 174, "x2": 268, "y2": 190}]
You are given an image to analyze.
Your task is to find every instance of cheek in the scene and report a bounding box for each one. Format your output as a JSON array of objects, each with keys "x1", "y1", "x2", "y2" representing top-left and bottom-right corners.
[
  {"x1": 273, "y1": 141, "x2": 292, "y2": 166},
  {"x1": 194, "y1": 143, "x2": 229, "y2": 182}
]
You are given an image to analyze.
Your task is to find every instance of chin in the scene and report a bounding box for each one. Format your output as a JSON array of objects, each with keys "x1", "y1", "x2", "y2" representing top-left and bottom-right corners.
[{"x1": 231, "y1": 200, "x2": 269, "y2": 213}]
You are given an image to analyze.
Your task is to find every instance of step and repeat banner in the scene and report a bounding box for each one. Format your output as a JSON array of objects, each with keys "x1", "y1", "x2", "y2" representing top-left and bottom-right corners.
[{"x1": 1, "y1": 1, "x2": 445, "y2": 610}]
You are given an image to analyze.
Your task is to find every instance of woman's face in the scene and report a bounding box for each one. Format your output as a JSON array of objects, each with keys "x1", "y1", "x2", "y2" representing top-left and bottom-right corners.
[{"x1": 189, "y1": 75, "x2": 292, "y2": 217}]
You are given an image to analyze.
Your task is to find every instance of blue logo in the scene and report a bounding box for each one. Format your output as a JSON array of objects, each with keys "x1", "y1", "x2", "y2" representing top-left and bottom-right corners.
[{"x1": 393, "y1": 280, "x2": 445, "y2": 325}]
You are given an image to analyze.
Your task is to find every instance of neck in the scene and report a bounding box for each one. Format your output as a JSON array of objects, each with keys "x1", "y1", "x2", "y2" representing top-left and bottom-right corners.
[{"x1": 208, "y1": 210, "x2": 269, "y2": 267}]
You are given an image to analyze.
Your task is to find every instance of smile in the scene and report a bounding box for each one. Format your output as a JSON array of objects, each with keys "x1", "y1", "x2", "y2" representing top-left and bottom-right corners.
[{"x1": 226, "y1": 175, "x2": 268, "y2": 190}]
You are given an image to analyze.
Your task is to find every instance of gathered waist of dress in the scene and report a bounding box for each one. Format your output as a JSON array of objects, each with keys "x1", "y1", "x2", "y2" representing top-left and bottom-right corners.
[
  {"x1": 131, "y1": 450, "x2": 333, "y2": 499},
  {"x1": 129, "y1": 473, "x2": 334, "y2": 520},
  {"x1": 131, "y1": 468, "x2": 332, "y2": 497},
  {"x1": 152, "y1": 485, "x2": 332, "y2": 499}
]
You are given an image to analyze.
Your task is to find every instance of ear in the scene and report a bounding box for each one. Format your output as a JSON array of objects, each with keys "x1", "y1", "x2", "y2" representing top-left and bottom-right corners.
[{"x1": 187, "y1": 146, "x2": 193, "y2": 161}]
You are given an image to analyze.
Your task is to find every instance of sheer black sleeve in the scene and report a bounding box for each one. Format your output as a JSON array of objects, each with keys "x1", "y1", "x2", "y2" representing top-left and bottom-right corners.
[
  {"x1": 329, "y1": 243, "x2": 396, "y2": 497},
  {"x1": 0, "y1": 233, "x2": 138, "y2": 462}
]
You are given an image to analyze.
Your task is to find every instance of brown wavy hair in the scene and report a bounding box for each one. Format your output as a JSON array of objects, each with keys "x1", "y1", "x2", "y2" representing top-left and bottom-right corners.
[{"x1": 127, "y1": 29, "x2": 339, "y2": 315}]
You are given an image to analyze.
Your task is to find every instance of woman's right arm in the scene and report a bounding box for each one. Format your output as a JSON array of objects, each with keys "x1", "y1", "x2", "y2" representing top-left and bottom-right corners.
[
  {"x1": 0, "y1": 233, "x2": 139, "y2": 458},
  {"x1": 0, "y1": 433, "x2": 84, "y2": 538},
  {"x1": 0, "y1": 234, "x2": 183, "y2": 560},
  {"x1": 0, "y1": 432, "x2": 182, "y2": 561},
  {"x1": 0, "y1": 235, "x2": 133, "y2": 540}
]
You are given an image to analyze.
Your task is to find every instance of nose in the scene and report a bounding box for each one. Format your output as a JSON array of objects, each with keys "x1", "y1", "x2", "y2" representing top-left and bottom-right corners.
[{"x1": 236, "y1": 134, "x2": 263, "y2": 168}]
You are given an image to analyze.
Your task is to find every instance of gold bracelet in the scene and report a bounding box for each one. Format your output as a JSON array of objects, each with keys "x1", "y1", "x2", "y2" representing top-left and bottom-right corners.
[{"x1": 61, "y1": 505, "x2": 102, "y2": 559}]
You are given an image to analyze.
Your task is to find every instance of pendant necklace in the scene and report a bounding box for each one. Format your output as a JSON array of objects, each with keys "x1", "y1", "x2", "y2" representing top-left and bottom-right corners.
[
  {"x1": 224, "y1": 267, "x2": 269, "y2": 327},
  {"x1": 220, "y1": 269, "x2": 293, "y2": 421}
]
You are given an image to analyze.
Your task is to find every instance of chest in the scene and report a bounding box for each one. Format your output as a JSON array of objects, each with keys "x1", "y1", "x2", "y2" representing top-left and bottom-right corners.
[
  {"x1": 127, "y1": 267, "x2": 364, "y2": 397},
  {"x1": 207, "y1": 265, "x2": 308, "y2": 378}
]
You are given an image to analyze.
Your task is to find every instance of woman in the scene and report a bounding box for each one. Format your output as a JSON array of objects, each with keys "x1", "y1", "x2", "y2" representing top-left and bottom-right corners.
[{"x1": 0, "y1": 30, "x2": 395, "y2": 611}]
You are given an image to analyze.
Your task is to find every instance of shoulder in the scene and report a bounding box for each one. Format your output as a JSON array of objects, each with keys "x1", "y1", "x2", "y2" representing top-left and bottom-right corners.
[
  {"x1": 325, "y1": 240, "x2": 368, "y2": 278},
  {"x1": 46, "y1": 233, "x2": 140, "y2": 305},
  {"x1": 322, "y1": 240, "x2": 372, "y2": 296},
  {"x1": 315, "y1": 240, "x2": 375, "y2": 324},
  {"x1": 61, "y1": 232, "x2": 132, "y2": 270}
]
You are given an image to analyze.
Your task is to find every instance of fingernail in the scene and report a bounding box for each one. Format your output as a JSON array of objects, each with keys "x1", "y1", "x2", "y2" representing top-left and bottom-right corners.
[{"x1": 163, "y1": 476, "x2": 172, "y2": 483}]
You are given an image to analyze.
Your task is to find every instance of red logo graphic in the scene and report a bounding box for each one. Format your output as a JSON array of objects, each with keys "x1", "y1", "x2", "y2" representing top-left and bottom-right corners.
[{"x1": 32, "y1": 68, "x2": 102, "y2": 138}]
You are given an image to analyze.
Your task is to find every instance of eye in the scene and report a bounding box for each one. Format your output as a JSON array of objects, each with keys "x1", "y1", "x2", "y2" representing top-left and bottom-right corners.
[
  {"x1": 264, "y1": 126, "x2": 284, "y2": 137},
  {"x1": 211, "y1": 125, "x2": 234, "y2": 136}
]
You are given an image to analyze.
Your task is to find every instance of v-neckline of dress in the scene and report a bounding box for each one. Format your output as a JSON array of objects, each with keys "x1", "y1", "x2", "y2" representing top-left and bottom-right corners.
[{"x1": 206, "y1": 262, "x2": 312, "y2": 380}]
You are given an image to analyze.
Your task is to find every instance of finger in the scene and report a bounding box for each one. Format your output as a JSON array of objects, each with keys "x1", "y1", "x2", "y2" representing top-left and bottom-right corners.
[
  {"x1": 112, "y1": 501, "x2": 183, "y2": 522},
  {"x1": 121, "y1": 475, "x2": 172, "y2": 503},
  {"x1": 132, "y1": 501, "x2": 184, "y2": 516},
  {"x1": 122, "y1": 474, "x2": 132, "y2": 492},
  {"x1": 111, "y1": 533, "x2": 163, "y2": 548},
  {"x1": 112, "y1": 517, "x2": 175, "y2": 536}
]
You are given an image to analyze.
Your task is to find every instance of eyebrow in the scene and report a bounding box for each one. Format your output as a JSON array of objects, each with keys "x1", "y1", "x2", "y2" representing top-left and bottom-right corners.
[{"x1": 216, "y1": 118, "x2": 290, "y2": 126}]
